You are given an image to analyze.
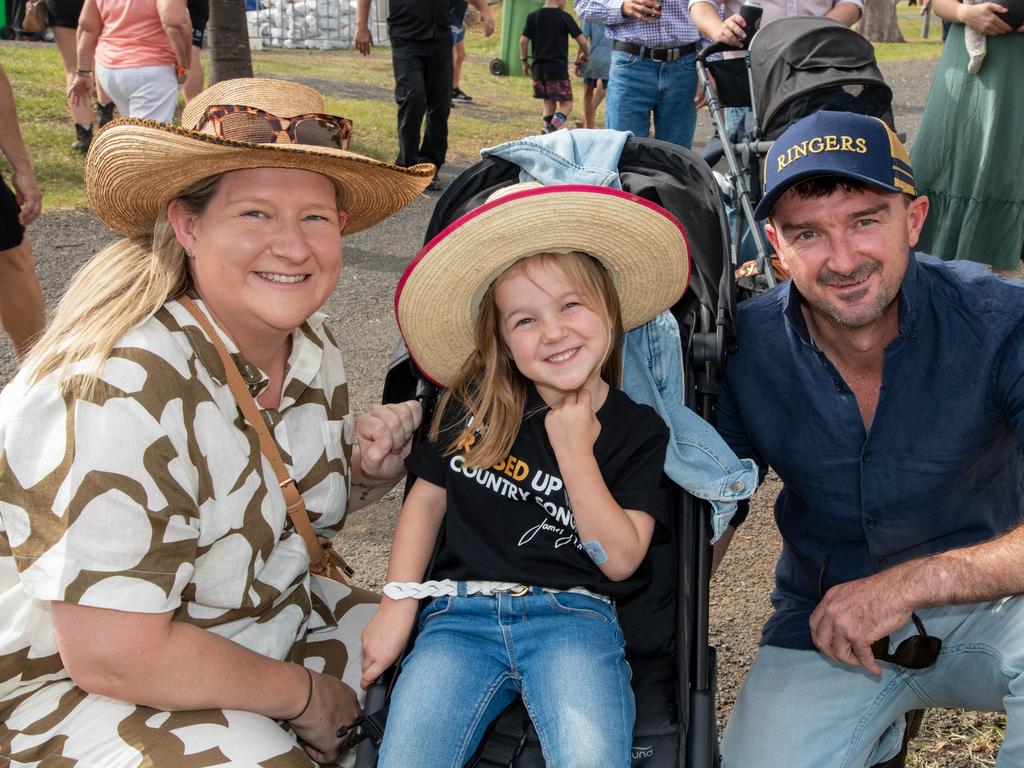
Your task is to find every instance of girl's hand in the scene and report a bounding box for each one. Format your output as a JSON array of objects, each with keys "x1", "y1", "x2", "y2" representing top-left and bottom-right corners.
[
  {"x1": 544, "y1": 390, "x2": 601, "y2": 458},
  {"x1": 360, "y1": 601, "x2": 418, "y2": 689},
  {"x1": 288, "y1": 670, "x2": 361, "y2": 764},
  {"x1": 355, "y1": 400, "x2": 422, "y2": 481},
  {"x1": 960, "y1": 2, "x2": 1013, "y2": 34}
]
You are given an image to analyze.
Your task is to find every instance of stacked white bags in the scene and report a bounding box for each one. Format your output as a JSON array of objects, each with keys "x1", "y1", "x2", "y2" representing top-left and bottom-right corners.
[{"x1": 246, "y1": 0, "x2": 389, "y2": 49}]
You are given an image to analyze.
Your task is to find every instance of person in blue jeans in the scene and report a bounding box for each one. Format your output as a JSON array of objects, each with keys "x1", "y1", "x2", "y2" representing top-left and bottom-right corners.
[
  {"x1": 576, "y1": 0, "x2": 701, "y2": 148},
  {"x1": 717, "y1": 110, "x2": 1024, "y2": 766},
  {"x1": 363, "y1": 183, "x2": 693, "y2": 767}
]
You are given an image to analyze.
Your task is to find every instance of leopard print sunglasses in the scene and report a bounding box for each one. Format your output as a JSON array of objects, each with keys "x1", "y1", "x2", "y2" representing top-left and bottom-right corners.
[{"x1": 197, "y1": 105, "x2": 353, "y2": 150}]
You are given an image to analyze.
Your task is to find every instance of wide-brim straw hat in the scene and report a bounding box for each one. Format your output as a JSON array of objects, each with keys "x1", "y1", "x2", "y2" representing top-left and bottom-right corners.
[
  {"x1": 86, "y1": 78, "x2": 434, "y2": 237},
  {"x1": 395, "y1": 183, "x2": 691, "y2": 387}
]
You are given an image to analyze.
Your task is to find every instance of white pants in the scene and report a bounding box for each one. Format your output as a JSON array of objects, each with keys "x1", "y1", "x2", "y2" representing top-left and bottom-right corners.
[{"x1": 96, "y1": 63, "x2": 179, "y2": 123}]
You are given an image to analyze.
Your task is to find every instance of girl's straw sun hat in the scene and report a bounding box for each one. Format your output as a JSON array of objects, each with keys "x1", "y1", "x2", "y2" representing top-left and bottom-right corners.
[
  {"x1": 395, "y1": 183, "x2": 691, "y2": 387},
  {"x1": 86, "y1": 78, "x2": 434, "y2": 237}
]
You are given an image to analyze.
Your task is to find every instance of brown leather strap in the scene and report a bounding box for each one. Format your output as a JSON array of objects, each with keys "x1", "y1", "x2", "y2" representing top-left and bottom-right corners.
[{"x1": 177, "y1": 295, "x2": 350, "y2": 580}]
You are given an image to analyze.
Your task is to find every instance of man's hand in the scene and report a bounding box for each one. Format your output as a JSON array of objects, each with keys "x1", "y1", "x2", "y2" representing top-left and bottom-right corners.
[
  {"x1": 544, "y1": 390, "x2": 601, "y2": 459},
  {"x1": 355, "y1": 400, "x2": 422, "y2": 481},
  {"x1": 355, "y1": 25, "x2": 373, "y2": 55},
  {"x1": 715, "y1": 12, "x2": 748, "y2": 45},
  {"x1": 288, "y1": 670, "x2": 361, "y2": 764},
  {"x1": 621, "y1": 0, "x2": 662, "y2": 21},
  {"x1": 12, "y1": 166, "x2": 41, "y2": 226},
  {"x1": 479, "y1": 5, "x2": 495, "y2": 36},
  {"x1": 809, "y1": 570, "x2": 914, "y2": 675}
]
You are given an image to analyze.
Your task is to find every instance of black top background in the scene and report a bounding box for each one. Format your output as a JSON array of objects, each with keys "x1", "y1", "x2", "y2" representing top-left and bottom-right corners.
[{"x1": 407, "y1": 385, "x2": 671, "y2": 598}]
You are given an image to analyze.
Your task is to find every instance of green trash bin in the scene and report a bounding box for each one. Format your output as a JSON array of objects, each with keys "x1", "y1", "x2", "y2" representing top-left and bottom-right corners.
[
  {"x1": 0, "y1": 0, "x2": 13, "y2": 40},
  {"x1": 490, "y1": 0, "x2": 544, "y2": 77}
]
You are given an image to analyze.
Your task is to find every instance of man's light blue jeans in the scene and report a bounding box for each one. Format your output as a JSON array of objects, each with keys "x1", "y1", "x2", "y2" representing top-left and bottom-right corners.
[
  {"x1": 721, "y1": 597, "x2": 1024, "y2": 767},
  {"x1": 378, "y1": 588, "x2": 634, "y2": 768},
  {"x1": 605, "y1": 50, "x2": 697, "y2": 149}
]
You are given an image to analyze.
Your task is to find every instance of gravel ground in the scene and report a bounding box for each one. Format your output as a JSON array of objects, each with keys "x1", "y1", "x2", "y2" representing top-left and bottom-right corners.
[{"x1": 6, "y1": 55, "x2": 1007, "y2": 765}]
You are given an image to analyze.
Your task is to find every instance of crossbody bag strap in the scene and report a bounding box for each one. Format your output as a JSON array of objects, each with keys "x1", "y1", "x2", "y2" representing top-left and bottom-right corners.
[{"x1": 177, "y1": 295, "x2": 342, "y2": 577}]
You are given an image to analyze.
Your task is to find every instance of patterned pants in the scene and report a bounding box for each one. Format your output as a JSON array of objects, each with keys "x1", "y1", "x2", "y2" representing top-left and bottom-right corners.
[{"x1": 0, "y1": 580, "x2": 378, "y2": 767}]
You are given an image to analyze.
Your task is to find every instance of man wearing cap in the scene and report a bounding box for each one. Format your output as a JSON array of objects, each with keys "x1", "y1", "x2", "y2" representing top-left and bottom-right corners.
[
  {"x1": 575, "y1": 0, "x2": 702, "y2": 148},
  {"x1": 715, "y1": 110, "x2": 1024, "y2": 765}
]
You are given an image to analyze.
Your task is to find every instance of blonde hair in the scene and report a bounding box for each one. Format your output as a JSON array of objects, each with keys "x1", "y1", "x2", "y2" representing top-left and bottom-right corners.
[
  {"x1": 430, "y1": 251, "x2": 623, "y2": 469},
  {"x1": 20, "y1": 175, "x2": 224, "y2": 400}
]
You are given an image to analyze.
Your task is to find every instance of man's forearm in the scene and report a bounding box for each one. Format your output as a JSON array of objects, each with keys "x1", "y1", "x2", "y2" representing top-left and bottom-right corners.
[
  {"x1": 904, "y1": 523, "x2": 1024, "y2": 610},
  {"x1": 826, "y1": 1, "x2": 862, "y2": 26}
]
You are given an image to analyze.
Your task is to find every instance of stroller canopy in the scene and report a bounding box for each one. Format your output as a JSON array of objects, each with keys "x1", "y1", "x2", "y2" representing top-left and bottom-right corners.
[{"x1": 750, "y1": 17, "x2": 893, "y2": 139}]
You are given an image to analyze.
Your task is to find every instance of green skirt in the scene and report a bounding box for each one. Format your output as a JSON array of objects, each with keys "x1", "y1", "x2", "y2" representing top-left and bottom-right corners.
[{"x1": 910, "y1": 25, "x2": 1024, "y2": 272}]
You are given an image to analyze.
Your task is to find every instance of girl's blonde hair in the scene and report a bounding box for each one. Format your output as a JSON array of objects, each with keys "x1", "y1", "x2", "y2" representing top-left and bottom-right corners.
[
  {"x1": 429, "y1": 251, "x2": 623, "y2": 469},
  {"x1": 21, "y1": 172, "x2": 344, "y2": 401}
]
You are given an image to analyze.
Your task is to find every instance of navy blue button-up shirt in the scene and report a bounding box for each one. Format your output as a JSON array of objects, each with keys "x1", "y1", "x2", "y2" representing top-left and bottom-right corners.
[{"x1": 718, "y1": 253, "x2": 1024, "y2": 650}]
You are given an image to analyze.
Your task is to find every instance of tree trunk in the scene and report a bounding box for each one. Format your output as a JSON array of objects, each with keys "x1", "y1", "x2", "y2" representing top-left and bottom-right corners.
[
  {"x1": 208, "y1": 0, "x2": 254, "y2": 84},
  {"x1": 858, "y1": 0, "x2": 905, "y2": 42}
]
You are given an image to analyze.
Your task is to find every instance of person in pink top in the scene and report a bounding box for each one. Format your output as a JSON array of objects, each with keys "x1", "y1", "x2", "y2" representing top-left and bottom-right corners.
[{"x1": 68, "y1": 0, "x2": 192, "y2": 124}]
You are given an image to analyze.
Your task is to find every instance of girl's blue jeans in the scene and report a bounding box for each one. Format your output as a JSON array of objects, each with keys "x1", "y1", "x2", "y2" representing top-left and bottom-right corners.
[{"x1": 377, "y1": 587, "x2": 635, "y2": 768}]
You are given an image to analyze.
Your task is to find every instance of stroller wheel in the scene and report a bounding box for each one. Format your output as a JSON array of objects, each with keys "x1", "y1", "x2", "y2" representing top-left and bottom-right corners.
[{"x1": 489, "y1": 58, "x2": 508, "y2": 77}]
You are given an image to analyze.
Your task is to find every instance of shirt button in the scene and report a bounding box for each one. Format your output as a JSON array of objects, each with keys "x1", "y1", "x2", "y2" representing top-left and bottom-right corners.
[
  {"x1": 865, "y1": 518, "x2": 877, "y2": 529},
  {"x1": 862, "y1": 453, "x2": 872, "y2": 462},
  {"x1": 878, "y1": 557, "x2": 889, "y2": 567},
  {"x1": 730, "y1": 480, "x2": 745, "y2": 493},
  {"x1": 833, "y1": 381, "x2": 843, "y2": 391}
]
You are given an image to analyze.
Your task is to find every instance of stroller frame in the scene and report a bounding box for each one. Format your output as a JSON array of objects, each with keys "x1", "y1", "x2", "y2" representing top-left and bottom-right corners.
[{"x1": 354, "y1": 136, "x2": 737, "y2": 768}]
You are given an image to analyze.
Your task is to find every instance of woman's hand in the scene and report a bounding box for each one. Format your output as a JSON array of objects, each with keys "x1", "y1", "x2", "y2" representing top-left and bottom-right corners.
[
  {"x1": 67, "y1": 74, "x2": 93, "y2": 107},
  {"x1": 355, "y1": 400, "x2": 422, "y2": 482},
  {"x1": 544, "y1": 390, "x2": 601, "y2": 459},
  {"x1": 959, "y1": 2, "x2": 1014, "y2": 34},
  {"x1": 288, "y1": 670, "x2": 362, "y2": 763},
  {"x1": 360, "y1": 599, "x2": 418, "y2": 689}
]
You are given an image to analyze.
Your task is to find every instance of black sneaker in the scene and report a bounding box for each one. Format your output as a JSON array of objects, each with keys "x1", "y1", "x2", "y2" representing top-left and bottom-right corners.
[
  {"x1": 451, "y1": 87, "x2": 473, "y2": 103},
  {"x1": 425, "y1": 176, "x2": 445, "y2": 192},
  {"x1": 71, "y1": 124, "x2": 93, "y2": 154},
  {"x1": 96, "y1": 101, "x2": 116, "y2": 127}
]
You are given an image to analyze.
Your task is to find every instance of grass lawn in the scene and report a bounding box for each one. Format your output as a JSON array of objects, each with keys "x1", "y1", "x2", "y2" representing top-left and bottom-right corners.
[{"x1": 1, "y1": 0, "x2": 940, "y2": 211}]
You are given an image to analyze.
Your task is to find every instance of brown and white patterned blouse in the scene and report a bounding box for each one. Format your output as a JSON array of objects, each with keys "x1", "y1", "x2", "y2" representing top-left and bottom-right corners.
[{"x1": 0, "y1": 296, "x2": 355, "y2": 699}]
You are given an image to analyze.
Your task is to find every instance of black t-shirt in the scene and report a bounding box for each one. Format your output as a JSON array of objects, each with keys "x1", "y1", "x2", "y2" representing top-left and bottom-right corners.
[
  {"x1": 388, "y1": 0, "x2": 453, "y2": 43},
  {"x1": 522, "y1": 7, "x2": 582, "y2": 82},
  {"x1": 407, "y1": 385, "x2": 671, "y2": 599}
]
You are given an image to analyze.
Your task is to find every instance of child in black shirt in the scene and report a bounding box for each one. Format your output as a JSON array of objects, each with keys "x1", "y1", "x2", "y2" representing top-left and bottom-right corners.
[
  {"x1": 520, "y1": 0, "x2": 589, "y2": 133},
  {"x1": 365, "y1": 182, "x2": 692, "y2": 767}
]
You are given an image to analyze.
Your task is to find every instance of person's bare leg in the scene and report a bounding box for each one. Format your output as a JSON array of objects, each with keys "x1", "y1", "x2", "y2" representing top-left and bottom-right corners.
[
  {"x1": 51, "y1": 26, "x2": 92, "y2": 127},
  {"x1": 554, "y1": 100, "x2": 573, "y2": 129},
  {"x1": 0, "y1": 239, "x2": 46, "y2": 358},
  {"x1": 582, "y1": 84, "x2": 596, "y2": 128},
  {"x1": 183, "y1": 46, "x2": 205, "y2": 102},
  {"x1": 452, "y1": 40, "x2": 465, "y2": 91},
  {"x1": 592, "y1": 81, "x2": 606, "y2": 125}
]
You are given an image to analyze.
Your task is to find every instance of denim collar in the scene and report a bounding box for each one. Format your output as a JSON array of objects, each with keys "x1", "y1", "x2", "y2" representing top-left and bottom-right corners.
[{"x1": 780, "y1": 249, "x2": 920, "y2": 346}]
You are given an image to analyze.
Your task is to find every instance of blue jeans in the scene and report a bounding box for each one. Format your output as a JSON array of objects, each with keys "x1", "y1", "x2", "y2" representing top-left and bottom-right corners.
[
  {"x1": 378, "y1": 589, "x2": 635, "y2": 768},
  {"x1": 721, "y1": 598, "x2": 1024, "y2": 767},
  {"x1": 605, "y1": 50, "x2": 697, "y2": 149}
]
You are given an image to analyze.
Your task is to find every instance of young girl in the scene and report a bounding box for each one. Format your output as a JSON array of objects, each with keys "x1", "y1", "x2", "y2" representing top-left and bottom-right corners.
[{"x1": 364, "y1": 183, "x2": 691, "y2": 767}]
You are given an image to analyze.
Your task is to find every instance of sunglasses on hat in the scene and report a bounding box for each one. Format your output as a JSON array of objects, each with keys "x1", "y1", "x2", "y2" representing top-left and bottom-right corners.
[
  {"x1": 818, "y1": 555, "x2": 941, "y2": 670},
  {"x1": 197, "y1": 105, "x2": 353, "y2": 150}
]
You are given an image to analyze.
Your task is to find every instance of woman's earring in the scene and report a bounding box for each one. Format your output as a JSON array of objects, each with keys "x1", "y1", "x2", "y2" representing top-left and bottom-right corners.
[{"x1": 185, "y1": 248, "x2": 195, "y2": 260}]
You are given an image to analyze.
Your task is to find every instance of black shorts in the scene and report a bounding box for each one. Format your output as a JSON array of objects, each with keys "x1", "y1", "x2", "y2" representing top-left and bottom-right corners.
[
  {"x1": 44, "y1": 0, "x2": 84, "y2": 29},
  {"x1": 0, "y1": 176, "x2": 25, "y2": 252},
  {"x1": 187, "y1": 0, "x2": 209, "y2": 45},
  {"x1": 584, "y1": 77, "x2": 609, "y2": 89}
]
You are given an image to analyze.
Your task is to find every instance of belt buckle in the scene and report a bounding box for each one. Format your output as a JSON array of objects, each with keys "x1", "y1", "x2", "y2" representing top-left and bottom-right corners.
[{"x1": 509, "y1": 584, "x2": 530, "y2": 597}]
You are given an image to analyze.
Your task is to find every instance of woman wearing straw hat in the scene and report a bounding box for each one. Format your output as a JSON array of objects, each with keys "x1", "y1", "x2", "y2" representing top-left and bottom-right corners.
[{"x1": 0, "y1": 78, "x2": 432, "y2": 766}]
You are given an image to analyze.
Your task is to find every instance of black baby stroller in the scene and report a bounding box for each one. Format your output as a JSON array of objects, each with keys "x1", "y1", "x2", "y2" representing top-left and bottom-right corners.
[
  {"x1": 351, "y1": 136, "x2": 736, "y2": 768},
  {"x1": 696, "y1": 15, "x2": 895, "y2": 290}
]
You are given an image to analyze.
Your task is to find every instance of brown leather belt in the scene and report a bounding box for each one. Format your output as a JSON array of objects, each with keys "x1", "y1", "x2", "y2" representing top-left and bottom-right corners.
[{"x1": 612, "y1": 40, "x2": 697, "y2": 62}]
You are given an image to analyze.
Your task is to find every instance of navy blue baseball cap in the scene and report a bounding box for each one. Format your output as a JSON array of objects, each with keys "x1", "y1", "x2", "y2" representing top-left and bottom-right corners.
[{"x1": 754, "y1": 111, "x2": 916, "y2": 220}]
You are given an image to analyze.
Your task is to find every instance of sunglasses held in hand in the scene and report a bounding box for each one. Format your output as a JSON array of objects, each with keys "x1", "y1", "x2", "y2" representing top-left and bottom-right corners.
[
  {"x1": 818, "y1": 555, "x2": 941, "y2": 670},
  {"x1": 198, "y1": 105, "x2": 353, "y2": 150}
]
